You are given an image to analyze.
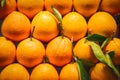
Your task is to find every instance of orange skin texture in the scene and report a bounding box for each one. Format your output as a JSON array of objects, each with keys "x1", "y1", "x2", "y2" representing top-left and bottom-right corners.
[
  {"x1": 90, "y1": 63, "x2": 117, "y2": 80},
  {"x1": 16, "y1": 38, "x2": 45, "y2": 68},
  {"x1": 0, "y1": 63, "x2": 29, "y2": 80},
  {"x1": 0, "y1": 0, "x2": 16, "y2": 19},
  {"x1": 104, "y1": 38, "x2": 120, "y2": 65},
  {"x1": 60, "y1": 63, "x2": 79, "y2": 80},
  {"x1": 46, "y1": 36, "x2": 72, "y2": 67},
  {"x1": 73, "y1": 38, "x2": 98, "y2": 63},
  {"x1": 0, "y1": 37, "x2": 16, "y2": 68},
  {"x1": 17, "y1": 0, "x2": 44, "y2": 19},
  {"x1": 88, "y1": 12, "x2": 117, "y2": 37},
  {"x1": 45, "y1": 0, "x2": 72, "y2": 16},
  {"x1": 73, "y1": 0, "x2": 101, "y2": 17},
  {"x1": 100, "y1": 0, "x2": 120, "y2": 15},
  {"x1": 62, "y1": 12, "x2": 87, "y2": 41},
  {"x1": 1, "y1": 11, "x2": 31, "y2": 42},
  {"x1": 31, "y1": 11, "x2": 59, "y2": 42},
  {"x1": 30, "y1": 63, "x2": 59, "y2": 80}
]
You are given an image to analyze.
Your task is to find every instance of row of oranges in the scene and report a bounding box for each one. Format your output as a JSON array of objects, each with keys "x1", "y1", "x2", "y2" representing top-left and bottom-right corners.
[
  {"x1": 0, "y1": 10, "x2": 118, "y2": 42},
  {"x1": 0, "y1": 62, "x2": 118, "y2": 80},
  {"x1": 0, "y1": 0, "x2": 120, "y2": 19}
]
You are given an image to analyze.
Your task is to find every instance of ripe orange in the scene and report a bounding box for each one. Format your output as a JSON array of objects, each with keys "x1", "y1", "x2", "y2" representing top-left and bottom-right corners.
[
  {"x1": 30, "y1": 63, "x2": 59, "y2": 80},
  {"x1": 90, "y1": 62, "x2": 117, "y2": 80},
  {"x1": 0, "y1": 63, "x2": 29, "y2": 80},
  {"x1": 31, "y1": 11, "x2": 59, "y2": 42},
  {"x1": 100, "y1": 0, "x2": 120, "y2": 15},
  {"x1": 17, "y1": 0, "x2": 44, "y2": 19},
  {"x1": 104, "y1": 38, "x2": 120, "y2": 65},
  {"x1": 73, "y1": 0, "x2": 101, "y2": 17},
  {"x1": 16, "y1": 38, "x2": 45, "y2": 68},
  {"x1": 0, "y1": 37, "x2": 16, "y2": 68},
  {"x1": 88, "y1": 11, "x2": 117, "y2": 37},
  {"x1": 73, "y1": 38, "x2": 98, "y2": 63},
  {"x1": 1, "y1": 11, "x2": 31, "y2": 42},
  {"x1": 45, "y1": 0, "x2": 72, "y2": 16},
  {"x1": 0, "y1": 0, "x2": 16, "y2": 19},
  {"x1": 62, "y1": 12, "x2": 87, "y2": 41},
  {"x1": 60, "y1": 63, "x2": 79, "y2": 80},
  {"x1": 46, "y1": 36, "x2": 72, "y2": 67}
]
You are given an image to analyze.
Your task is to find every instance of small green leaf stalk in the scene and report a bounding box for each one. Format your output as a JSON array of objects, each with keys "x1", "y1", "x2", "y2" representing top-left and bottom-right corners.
[{"x1": 51, "y1": 6, "x2": 64, "y2": 38}]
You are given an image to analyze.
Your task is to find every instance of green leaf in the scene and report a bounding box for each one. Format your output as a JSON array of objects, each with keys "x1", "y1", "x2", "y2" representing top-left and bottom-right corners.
[
  {"x1": 107, "y1": 51, "x2": 115, "y2": 59},
  {"x1": 51, "y1": 6, "x2": 62, "y2": 22},
  {"x1": 105, "y1": 54, "x2": 120, "y2": 79},
  {"x1": 89, "y1": 41, "x2": 107, "y2": 63},
  {"x1": 101, "y1": 37, "x2": 112, "y2": 48},
  {"x1": 1, "y1": 0, "x2": 6, "y2": 8},
  {"x1": 75, "y1": 57, "x2": 90, "y2": 80},
  {"x1": 86, "y1": 34, "x2": 106, "y2": 42}
]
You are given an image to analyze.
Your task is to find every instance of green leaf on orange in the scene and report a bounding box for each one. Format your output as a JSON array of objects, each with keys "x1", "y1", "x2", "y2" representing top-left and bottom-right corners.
[
  {"x1": 89, "y1": 41, "x2": 107, "y2": 63},
  {"x1": 86, "y1": 34, "x2": 106, "y2": 42},
  {"x1": 105, "y1": 54, "x2": 120, "y2": 79},
  {"x1": 51, "y1": 6, "x2": 62, "y2": 22},
  {"x1": 75, "y1": 57, "x2": 90, "y2": 80}
]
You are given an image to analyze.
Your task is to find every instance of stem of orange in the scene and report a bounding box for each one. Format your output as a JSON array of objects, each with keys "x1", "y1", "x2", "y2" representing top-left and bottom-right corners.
[
  {"x1": 97, "y1": 0, "x2": 103, "y2": 12},
  {"x1": 30, "y1": 26, "x2": 35, "y2": 41},
  {"x1": 72, "y1": 7, "x2": 75, "y2": 12},
  {"x1": 71, "y1": 36, "x2": 76, "y2": 63},
  {"x1": 43, "y1": 56, "x2": 49, "y2": 63},
  {"x1": 59, "y1": 22, "x2": 64, "y2": 38}
]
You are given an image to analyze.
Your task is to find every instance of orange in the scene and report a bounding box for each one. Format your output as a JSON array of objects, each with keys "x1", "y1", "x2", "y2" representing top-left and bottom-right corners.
[
  {"x1": 73, "y1": 0, "x2": 101, "y2": 17},
  {"x1": 31, "y1": 11, "x2": 59, "y2": 42},
  {"x1": 30, "y1": 63, "x2": 59, "y2": 80},
  {"x1": 100, "y1": 0, "x2": 120, "y2": 15},
  {"x1": 0, "y1": 0, "x2": 16, "y2": 19},
  {"x1": 88, "y1": 11, "x2": 117, "y2": 37},
  {"x1": 62, "y1": 12, "x2": 87, "y2": 41},
  {"x1": 16, "y1": 38, "x2": 45, "y2": 68},
  {"x1": 46, "y1": 36, "x2": 72, "y2": 67},
  {"x1": 1, "y1": 11, "x2": 31, "y2": 42},
  {"x1": 0, "y1": 63, "x2": 29, "y2": 80},
  {"x1": 90, "y1": 62, "x2": 117, "y2": 80},
  {"x1": 45, "y1": 0, "x2": 72, "y2": 16},
  {"x1": 104, "y1": 38, "x2": 120, "y2": 65},
  {"x1": 17, "y1": 0, "x2": 44, "y2": 19},
  {"x1": 73, "y1": 38, "x2": 98, "y2": 63},
  {"x1": 60, "y1": 63, "x2": 79, "y2": 80},
  {"x1": 0, "y1": 36, "x2": 16, "y2": 68}
]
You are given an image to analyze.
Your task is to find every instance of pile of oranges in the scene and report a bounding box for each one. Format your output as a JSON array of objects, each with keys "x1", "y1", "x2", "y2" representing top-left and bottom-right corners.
[{"x1": 0, "y1": 0, "x2": 120, "y2": 80}]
